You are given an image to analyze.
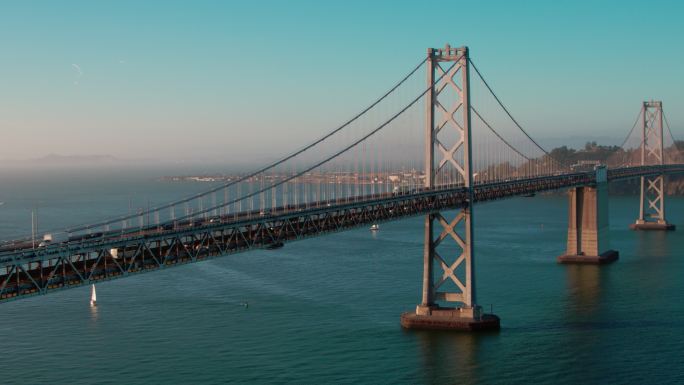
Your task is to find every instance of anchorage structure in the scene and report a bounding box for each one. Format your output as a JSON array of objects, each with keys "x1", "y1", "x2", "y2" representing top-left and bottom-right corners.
[
  {"x1": 401, "y1": 44, "x2": 499, "y2": 331},
  {"x1": 631, "y1": 101, "x2": 675, "y2": 230}
]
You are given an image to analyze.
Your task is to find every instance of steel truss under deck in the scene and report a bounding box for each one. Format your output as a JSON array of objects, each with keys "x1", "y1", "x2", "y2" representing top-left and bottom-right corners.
[{"x1": 1, "y1": 166, "x2": 683, "y2": 303}]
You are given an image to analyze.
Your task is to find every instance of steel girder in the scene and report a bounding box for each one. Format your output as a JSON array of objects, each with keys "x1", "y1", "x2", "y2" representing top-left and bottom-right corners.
[
  {"x1": 607, "y1": 165, "x2": 684, "y2": 181},
  {"x1": 2, "y1": 167, "x2": 684, "y2": 303}
]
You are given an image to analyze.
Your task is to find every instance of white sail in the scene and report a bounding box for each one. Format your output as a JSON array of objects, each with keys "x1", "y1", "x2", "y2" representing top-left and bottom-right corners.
[{"x1": 90, "y1": 284, "x2": 97, "y2": 306}]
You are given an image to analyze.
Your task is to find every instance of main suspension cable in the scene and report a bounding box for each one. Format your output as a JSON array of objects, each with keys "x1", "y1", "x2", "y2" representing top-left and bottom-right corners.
[
  {"x1": 663, "y1": 110, "x2": 684, "y2": 162},
  {"x1": 663, "y1": 110, "x2": 682, "y2": 151},
  {"x1": 168, "y1": 59, "x2": 462, "y2": 223},
  {"x1": 63, "y1": 57, "x2": 429, "y2": 234},
  {"x1": 471, "y1": 106, "x2": 533, "y2": 162},
  {"x1": 468, "y1": 58, "x2": 555, "y2": 159},
  {"x1": 617, "y1": 106, "x2": 644, "y2": 150}
]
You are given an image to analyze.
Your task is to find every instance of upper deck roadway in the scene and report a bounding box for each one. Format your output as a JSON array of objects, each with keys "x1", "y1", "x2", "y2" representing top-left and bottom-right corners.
[{"x1": 0, "y1": 165, "x2": 682, "y2": 303}]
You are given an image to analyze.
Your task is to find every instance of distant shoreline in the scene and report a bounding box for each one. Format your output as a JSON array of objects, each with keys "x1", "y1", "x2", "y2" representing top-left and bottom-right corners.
[{"x1": 159, "y1": 172, "x2": 684, "y2": 196}]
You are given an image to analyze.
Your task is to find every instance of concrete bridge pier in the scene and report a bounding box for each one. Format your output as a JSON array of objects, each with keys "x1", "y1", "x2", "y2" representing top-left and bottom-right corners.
[{"x1": 558, "y1": 166, "x2": 619, "y2": 264}]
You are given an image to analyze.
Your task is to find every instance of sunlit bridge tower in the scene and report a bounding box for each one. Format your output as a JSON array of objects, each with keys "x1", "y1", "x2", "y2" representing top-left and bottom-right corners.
[
  {"x1": 630, "y1": 101, "x2": 675, "y2": 230},
  {"x1": 401, "y1": 44, "x2": 499, "y2": 331}
]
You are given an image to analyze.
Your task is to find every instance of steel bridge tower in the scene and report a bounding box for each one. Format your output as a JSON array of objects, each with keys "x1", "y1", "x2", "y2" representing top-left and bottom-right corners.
[
  {"x1": 401, "y1": 44, "x2": 499, "y2": 331},
  {"x1": 631, "y1": 101, "x2": 675, "y2": 230}
]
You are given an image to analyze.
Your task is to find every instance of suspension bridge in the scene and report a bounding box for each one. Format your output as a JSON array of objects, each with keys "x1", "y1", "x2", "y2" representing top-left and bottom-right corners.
[{"x1": 2, "y1": 44, "x2": 683, "y2": 331}]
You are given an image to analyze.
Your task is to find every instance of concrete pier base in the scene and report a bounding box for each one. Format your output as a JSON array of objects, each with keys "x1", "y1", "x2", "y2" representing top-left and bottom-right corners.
[
  {"x1": 629, "y1": 221, "x2": 676, "y2": 231},
  {"x1": 557, "y1": 249, "x2": 619, "y2": 265},
  {"x1": 400, "y1": 306, "x2": 500, "y2": 331},
  {"x1": 559, "y1": 169, "x2": 618, "y2": 266}
]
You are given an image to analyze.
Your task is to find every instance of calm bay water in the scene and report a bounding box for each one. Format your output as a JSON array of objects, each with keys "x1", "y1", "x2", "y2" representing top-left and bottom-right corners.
[{"x1": 0, "y1": 168, "x2": 683, "y2": 384}]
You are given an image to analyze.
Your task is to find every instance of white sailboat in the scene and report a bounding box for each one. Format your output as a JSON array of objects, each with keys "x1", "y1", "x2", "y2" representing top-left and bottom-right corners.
[{"x1": 90, "y1": 284, "x2": 97, "y2": 307}]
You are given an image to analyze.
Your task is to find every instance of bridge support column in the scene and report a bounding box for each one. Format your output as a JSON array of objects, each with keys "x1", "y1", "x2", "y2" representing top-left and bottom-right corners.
[
  {"x1": 631, "y1": 175, "x2": 674, "y2": 230},
  {"x1": 558, "y1": 166, "x2": 619, "y2": 264},
  {"x1": 631, "y1": 101, "x2": 675, "y2": 231},
  {"x1": 401, "y1": 44, "x2": 499, "y2": 331}
]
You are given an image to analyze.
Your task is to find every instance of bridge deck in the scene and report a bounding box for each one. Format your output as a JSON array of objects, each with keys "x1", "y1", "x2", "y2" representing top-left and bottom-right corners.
[{"x1": 0, "y1": 165, "x2": 681, "y2": 303}]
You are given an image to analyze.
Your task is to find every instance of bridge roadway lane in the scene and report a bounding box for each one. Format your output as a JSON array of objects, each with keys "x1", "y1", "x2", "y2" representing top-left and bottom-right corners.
[{"x1": 0, "y1": 165, "x2": 683, "y2": 303}]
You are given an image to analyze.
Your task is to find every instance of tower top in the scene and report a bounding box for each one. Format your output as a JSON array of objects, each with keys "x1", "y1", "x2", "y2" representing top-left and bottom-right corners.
[{"x1": 428, "y1": 44, "x2": 467, "y2": 61}]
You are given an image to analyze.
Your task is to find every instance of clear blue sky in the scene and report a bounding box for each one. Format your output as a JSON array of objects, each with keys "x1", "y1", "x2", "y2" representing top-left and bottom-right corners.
[{"x1": 1, "y1": 0, "x2": 683, "y2": 162}]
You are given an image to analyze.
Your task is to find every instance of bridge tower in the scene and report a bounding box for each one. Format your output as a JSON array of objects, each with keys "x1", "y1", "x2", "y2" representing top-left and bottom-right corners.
[
  {"x1": 630, "y1": 101, "x2": 675, "y2": 230},
  {"x1": 400, "y1": 44, "x2": 499, "y2": 331}
]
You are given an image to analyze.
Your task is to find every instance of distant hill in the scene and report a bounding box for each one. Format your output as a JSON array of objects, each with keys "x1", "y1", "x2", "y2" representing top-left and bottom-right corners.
[
  {"x1": 547, "y1": 141, "x2": 684, "y2": 195},
  {"x1": 35, "y1": 154, "x2": 120, "y2": 163},
  {"x1": 1, "y1": 154, "x2": 154, "y2": 167}
]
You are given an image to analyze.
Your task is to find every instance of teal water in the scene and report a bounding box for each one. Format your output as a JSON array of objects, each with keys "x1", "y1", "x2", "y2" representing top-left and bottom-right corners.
[{"x1": 0, "y1": 169, "x2": 683, "y2": 384}]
